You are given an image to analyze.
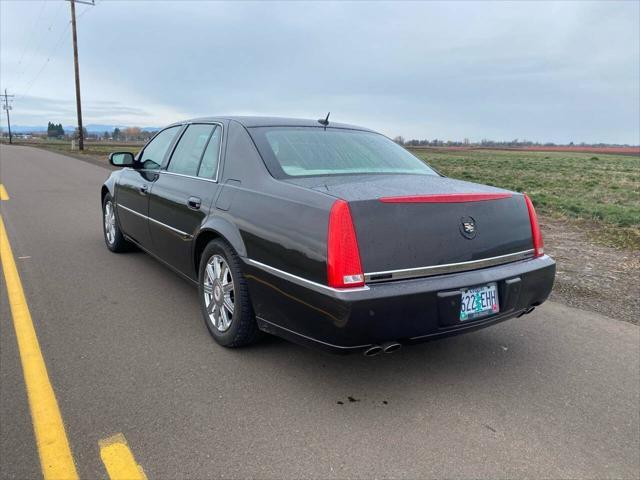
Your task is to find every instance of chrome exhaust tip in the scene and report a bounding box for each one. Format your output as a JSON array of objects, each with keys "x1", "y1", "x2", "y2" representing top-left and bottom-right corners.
[
  {"x1": 381, "y1": 341, "x2": 402, "y2": 354},
  {"x1": 363, "y1": 345, "x2": 383, "y2": 357}
]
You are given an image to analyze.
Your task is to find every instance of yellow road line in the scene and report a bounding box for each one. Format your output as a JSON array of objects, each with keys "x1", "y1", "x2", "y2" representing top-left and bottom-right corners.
[
  {"x1": 0, "y1": 215, "x2": 79, "y2": 480},
  {"x1": 0, "y1": 184, "x2": 9, "y2": 200},
  {"x1": 99, "y1": 433, "x2": 147, "y2": 480}
]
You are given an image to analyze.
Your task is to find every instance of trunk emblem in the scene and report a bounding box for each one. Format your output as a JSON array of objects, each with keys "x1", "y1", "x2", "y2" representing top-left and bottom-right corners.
[{"x1": 460, "y1": 216, "x2": 477, "y2": 239}]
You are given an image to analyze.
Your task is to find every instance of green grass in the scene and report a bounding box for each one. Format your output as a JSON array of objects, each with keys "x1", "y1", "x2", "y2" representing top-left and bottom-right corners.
[
  {"x1": 17, "y1": 139, "x2": 143, "y2": 158},
  {"x1": 410, "y1": 148, "x2": 640, "y2": 250},
  {"x1": 4, "y1": 139, "x2": 638, "y2": 249}
]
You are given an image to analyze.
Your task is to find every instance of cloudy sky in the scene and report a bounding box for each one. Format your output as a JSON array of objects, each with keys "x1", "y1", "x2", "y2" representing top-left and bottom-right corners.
[{"x1": 1, "y1": 0, "x2": 638, "y2": 143}]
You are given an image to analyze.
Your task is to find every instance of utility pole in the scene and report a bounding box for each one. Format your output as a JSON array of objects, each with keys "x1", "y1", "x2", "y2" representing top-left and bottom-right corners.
[
  {"x1": 1, "y1": 90, "x2": 14, "y2": 144},
  {"x1": 67, "y1": 0, "x2": 94, "y2": 151}
]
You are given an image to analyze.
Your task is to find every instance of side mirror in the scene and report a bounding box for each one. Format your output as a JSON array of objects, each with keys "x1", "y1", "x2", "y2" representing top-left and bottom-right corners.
[{"x1": 109, "y1": 152, "x2": 135, "y2": 167}]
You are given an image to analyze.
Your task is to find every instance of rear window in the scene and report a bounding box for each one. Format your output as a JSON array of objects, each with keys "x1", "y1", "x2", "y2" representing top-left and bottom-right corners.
[{"x1": 249, "y1": 127, "x2": 438, "y2": 178}]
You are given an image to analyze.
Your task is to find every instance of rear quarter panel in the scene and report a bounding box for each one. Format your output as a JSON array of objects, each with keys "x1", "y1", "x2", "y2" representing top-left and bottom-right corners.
[{"x1": 218, "y1": 121, "x2": 334, "y2": 283}]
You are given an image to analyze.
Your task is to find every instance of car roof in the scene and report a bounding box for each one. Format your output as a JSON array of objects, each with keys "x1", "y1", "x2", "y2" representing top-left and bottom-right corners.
[{"x1": 179, "y1": 116, "x2": 375, "y2": 132}]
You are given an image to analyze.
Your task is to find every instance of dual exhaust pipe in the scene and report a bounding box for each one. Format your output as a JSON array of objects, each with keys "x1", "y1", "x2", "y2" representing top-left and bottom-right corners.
[
  {"x1": 363, "y1": 341, "x2": 402, "y2": 357},
  {"x1": 517, "y1": 305, "x2": 536, "y2": 318}
]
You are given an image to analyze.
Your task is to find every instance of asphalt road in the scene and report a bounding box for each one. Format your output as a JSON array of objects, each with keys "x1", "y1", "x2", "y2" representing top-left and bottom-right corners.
[{"x1": 1, "y1": 144, "x2": 639, "y2": 479}]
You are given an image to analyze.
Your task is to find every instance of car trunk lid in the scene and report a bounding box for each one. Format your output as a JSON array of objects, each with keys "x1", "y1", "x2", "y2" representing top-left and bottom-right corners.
[{"x1": 286, "y1": 174, "x2": 535, "y2": 280}]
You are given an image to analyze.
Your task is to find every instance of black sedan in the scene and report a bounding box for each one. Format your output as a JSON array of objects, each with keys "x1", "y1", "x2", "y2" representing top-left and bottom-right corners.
[{"x1": 101, "y1": 116, "x2": 555, "y2": 355}]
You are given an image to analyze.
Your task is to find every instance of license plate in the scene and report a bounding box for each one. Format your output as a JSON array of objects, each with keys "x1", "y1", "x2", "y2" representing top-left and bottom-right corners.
[{"x1": 460, "y1": 283, "x2": 499, "y2": 321}]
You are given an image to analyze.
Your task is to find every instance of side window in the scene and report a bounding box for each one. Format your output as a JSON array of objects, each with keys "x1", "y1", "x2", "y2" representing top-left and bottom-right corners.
[
  {"x1": 167, "y1": 124, "x2": 215, "y2": 177},
  {"x1": 198, "y1": 126, "x2": 222, "y2": 179},
  {"x1": 140, "y1": 126, "x2": 181, "y2": 170}
]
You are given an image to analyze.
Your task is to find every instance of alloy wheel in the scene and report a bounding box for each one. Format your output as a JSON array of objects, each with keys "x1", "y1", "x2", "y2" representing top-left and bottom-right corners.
[
  {"x1": 104, "y1": 201, "x2": 116, "y2": 245},
  {"x1": 203, "y1": 254, "x2": 235, "y2": 332}
]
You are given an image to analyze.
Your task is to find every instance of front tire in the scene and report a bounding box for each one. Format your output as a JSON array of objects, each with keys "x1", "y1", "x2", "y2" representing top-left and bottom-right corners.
[
  {"x1": 102, "y1": 194, "x2": 130, "y2": 252},
  {"x1": 198, "y1": 239, "x2": 261, "y2": 347}
]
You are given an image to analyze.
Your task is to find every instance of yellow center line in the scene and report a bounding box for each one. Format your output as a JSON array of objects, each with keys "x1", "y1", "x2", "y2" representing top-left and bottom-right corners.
[
  {"x1": 0, "y1": 184, "x2": 9, "y2": 200},
  {"x1": 0, "y1": 215, "x2": 79, "y2": 480},
  {"x1": 99, "y1": 433, "x2": 147, "y2": 480}
]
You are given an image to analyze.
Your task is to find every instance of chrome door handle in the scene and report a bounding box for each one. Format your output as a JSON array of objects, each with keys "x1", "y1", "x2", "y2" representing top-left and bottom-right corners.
[{"x1": 188, "y1": 196, "x2": 201, "y2": 210}]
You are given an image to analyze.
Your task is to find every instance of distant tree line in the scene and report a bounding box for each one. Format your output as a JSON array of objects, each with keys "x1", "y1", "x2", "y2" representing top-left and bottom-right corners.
[
  {"x1": 399, "y1": 137, "x2": 547, "y2": 147},
  {"x1": 394, "y1": 136, "x2": 635, "y2": 148},
  {"x1": 38, "y1": 122, "x2": 634, "y2": 148},
  {"x1": 45, "y1": 121, "x2": 157, "y2": 142},
  {"x1": 110, "y1": 127, "x2": 156, "y2": 142}
]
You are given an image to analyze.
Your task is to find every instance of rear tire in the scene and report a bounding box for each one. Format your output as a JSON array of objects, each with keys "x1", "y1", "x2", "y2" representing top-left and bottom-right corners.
[
  {"x1": 198, "y1": 239, "x2": 261, "y2": 347},
  {"x1": 102, "y1": 194, "x2": 130, "y2": 252}
]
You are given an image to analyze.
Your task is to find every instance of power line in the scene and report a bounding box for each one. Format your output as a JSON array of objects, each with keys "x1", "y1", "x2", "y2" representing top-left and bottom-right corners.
[
  {"x1": 15, "y1": 1, "x2": 67, "y2": 87},
  {"x1": 13, "y1": 0, "x2": 96, "y2": 154},
  {"x1": 15, "y1": 0, "x2": 48, "y2": 68},
  {"x1": 17, "y1": 1, "x2": 95, "y2": 100},
  {"x1": 76, "y1": 1, "x2": 98, "y2": 21},
  {"x1": 19, "y1": 21, "x2": 72, "y2": 99}
]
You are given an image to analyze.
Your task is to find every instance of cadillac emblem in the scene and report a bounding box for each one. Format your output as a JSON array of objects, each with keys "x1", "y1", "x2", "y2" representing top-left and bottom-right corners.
[{"x1": 460, "y1": 216, "x2": 477, "y2": 239}]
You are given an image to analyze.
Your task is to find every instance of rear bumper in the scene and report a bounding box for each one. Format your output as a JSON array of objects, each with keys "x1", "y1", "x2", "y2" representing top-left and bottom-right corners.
[{"x1": 244, "y1": 255, "x2": 556, "y2": 354}]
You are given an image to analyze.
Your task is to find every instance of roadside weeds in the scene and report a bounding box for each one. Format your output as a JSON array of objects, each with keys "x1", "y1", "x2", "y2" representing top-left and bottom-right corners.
[{"x1": 543, "y1": 216, "x2": 639, "y2": 325}]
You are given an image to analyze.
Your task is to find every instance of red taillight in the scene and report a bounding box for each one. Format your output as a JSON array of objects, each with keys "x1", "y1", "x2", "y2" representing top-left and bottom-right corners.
[
  {"x1": 379, "y1": 193, "x2": 512, "y2": 203},
  {"x1": 524, "y1": 194, "x2": 544, "y2": 257},
  {"x1": 327, "y1": 200, "x2": 364, "y2": 288}
]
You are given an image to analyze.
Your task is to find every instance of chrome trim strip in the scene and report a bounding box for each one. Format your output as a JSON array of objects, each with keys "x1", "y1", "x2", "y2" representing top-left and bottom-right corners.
[
  {"x1": 117, "y1": 203, "x2": 193, "y2": 239},
  {"x1": 116, "y1": 203, "x2": 146, "y2": 219},
  {"x1": 364, "y1": 249, "x2": 535, "y2": 283},
  {"x1": 159, "y1": 170, "x2": 218, "y2": 184},
  {"x1": 246, "y1": 250, "x2": 535, "y2": 291},
  {"x1": 148, "y1": 216, "x2": 193, "y2": 240},
  {"x1": 245, "y1": 259, "x2": 370, "y2": 294}
]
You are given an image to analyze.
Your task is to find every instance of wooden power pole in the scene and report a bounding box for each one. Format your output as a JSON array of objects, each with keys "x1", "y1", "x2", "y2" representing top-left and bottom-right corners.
[
  {"x1": 1, "y1": 90, "x2": 14, "y2": 144},
  {"x1": 68, "y1": 0, "x2": 94, "y2": 151}
]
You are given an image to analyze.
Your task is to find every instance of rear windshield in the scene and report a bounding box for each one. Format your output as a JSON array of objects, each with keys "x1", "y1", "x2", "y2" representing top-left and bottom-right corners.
[{"x1": 249, "y1": 127, "x2": 438, "y2": 178}]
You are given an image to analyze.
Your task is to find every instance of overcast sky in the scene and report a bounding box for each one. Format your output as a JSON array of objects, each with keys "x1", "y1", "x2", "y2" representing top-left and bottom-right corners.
[{"x1": 1, "y1": 0, "x2": 638, "y2": 143}]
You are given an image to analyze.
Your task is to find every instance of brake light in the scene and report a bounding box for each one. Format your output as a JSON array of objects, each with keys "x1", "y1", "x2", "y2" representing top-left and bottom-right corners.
[
  {"x1": 524, "y1": 194, "x2": 544, "y2": 257},
  {"x1": 327, "y1": 200, "x2": 364, "y2": 288},
  {"x1": 379, "y1": 193, "x2": 512, "y2": 203}
]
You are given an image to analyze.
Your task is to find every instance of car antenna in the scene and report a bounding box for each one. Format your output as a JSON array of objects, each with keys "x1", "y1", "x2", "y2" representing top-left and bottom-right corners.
[{"x1": 317, "y1": 112, "x2": 330, "y2": 130}]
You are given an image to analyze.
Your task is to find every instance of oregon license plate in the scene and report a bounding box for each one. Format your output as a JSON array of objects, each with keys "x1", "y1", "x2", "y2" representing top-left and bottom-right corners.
[{"x1": 460, "y1": 283, "x2": 499, "y2": 321}]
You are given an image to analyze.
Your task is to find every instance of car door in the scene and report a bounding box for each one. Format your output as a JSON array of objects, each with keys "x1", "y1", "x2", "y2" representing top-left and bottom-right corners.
[
  {"x1": 115, "y1": 125, "x2": 182, "y2": 248},
  {"x1": 147, "y1": 123, "x2": 224, "y2": 277}
]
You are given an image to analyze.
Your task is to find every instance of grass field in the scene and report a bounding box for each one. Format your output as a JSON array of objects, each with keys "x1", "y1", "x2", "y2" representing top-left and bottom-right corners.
[
  {"x1": 410, "y1": 148, "x2": 640, "y2": 250},
  {"x1": 3, "y1": 139, "x2": 638, "y2": 250},
  {"x1": 8, "y1": 139, "x2": 143, "y2": 157}
]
